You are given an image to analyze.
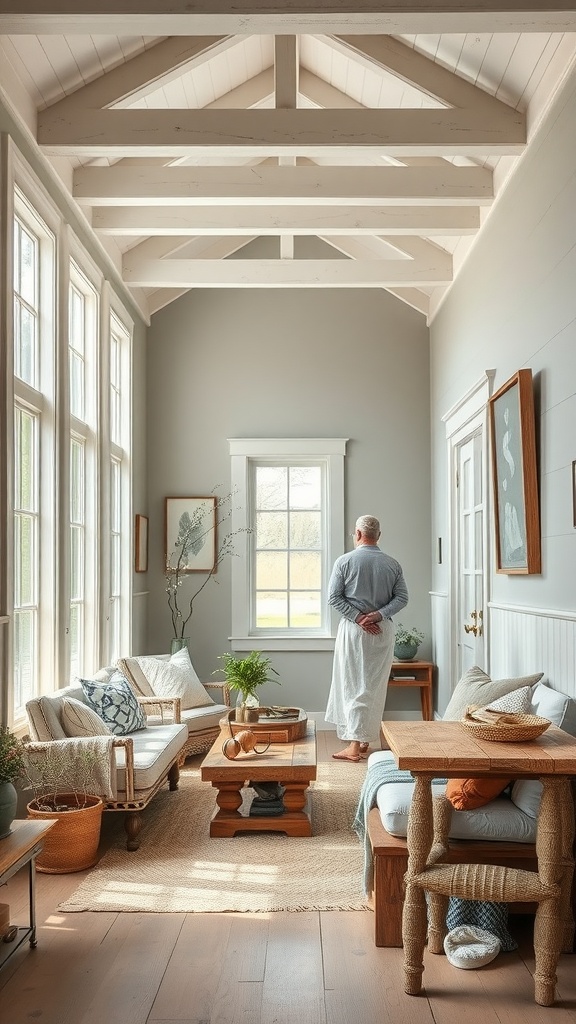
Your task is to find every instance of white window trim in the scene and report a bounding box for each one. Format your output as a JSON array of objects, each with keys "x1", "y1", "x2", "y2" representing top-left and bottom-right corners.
[{"x1": 228, "y1": 438, "x2": 348, "y2": 651}]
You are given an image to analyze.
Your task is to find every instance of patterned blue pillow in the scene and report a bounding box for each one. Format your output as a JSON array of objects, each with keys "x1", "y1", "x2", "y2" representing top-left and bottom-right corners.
[
  {"x1": 80, "y1": 672, "x2": 146, "y2": 735},
  {"x1": 446, "y1": 898, "x2": 518, "y2": 952}
]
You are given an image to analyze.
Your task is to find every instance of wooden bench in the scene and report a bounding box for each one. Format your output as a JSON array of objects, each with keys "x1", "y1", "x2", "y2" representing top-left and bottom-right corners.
[{"x1": 367, "y1": 806, "x2": 553, "y2": 948}]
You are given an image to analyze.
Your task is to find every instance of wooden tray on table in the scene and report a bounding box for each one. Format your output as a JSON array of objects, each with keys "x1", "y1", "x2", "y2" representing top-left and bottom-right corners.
[{"x1": 222, "y1": 707, "x2": 308, "y2": 743}]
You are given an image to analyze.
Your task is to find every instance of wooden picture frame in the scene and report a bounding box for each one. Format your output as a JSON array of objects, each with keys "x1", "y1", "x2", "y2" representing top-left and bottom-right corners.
[
  {"x1": 165, "y1": 496, "x2": 217, "y2": 573},
  {"x1": 134, "y1": 514, "x2": 148, "y2": 573},
  {"x1": 488, "y1": 368, "x2": 541, "y2": 574}
]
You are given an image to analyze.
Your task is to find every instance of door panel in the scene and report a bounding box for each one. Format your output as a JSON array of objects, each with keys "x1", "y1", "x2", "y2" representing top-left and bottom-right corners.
[{"x1": 457, "y1": 432, "x2": 485, "y2": 676}]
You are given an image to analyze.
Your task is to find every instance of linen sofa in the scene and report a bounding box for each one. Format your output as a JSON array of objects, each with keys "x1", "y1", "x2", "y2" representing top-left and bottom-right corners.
[
  {"x1": 363, "y1": 673, "x2": 576, "y2": 947},
  {"x1": 25, "y1": 681, "x2": 188, "y2": 850},
  {"x1": 117, "y1": 649, "x2": 231, "y2": 761}
]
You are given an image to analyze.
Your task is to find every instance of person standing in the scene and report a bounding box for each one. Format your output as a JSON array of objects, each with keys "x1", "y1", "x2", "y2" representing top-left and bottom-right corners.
[{"x1": 325, "y1": 514, "x2": 408, "y2": 762}]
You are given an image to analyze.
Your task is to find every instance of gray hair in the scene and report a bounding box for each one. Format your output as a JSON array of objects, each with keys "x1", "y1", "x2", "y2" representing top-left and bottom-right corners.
[{"x1": 356, "y1": 515, "x2": 380, "y2": 540}]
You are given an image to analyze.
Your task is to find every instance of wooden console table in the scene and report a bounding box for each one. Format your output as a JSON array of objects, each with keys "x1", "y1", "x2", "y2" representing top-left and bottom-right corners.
[
  {"x1": 388, "y1": 660, "x2": 434, "y2": 720},
  {"x1": 0, "y1": 819, "x2": 56, "y2": 971},
  {"x1": 381, "y1": 720, "x2": 576, "y2": 1007}
]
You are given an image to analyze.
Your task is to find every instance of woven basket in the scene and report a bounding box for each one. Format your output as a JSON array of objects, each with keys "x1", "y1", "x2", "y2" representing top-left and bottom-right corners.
[
  {"x1": 27, "y1": 793, "x2": 104, "y2": 873},
  {"x1": 460, "y1": 709, "x2": 551, "y2": 742}
]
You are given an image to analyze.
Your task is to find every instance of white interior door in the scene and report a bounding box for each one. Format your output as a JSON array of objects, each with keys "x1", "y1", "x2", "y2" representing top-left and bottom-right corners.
[{"x1": 456, "y1": 431, "x2": 485, "y2": 675}]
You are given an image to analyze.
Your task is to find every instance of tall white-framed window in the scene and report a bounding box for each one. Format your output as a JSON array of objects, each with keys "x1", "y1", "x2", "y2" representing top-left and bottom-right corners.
[
  {"x1": 229, "y1": 439, "x2": 347, "y2": 651},
  {"x1": 106, "y1": 311, "x2": 132, "y2": 665},
  {"x1": 68, "y1": 260, "x2": 99, "y2": 679},
  {"x1": 12, "y1": 187, "x2": 56, "y2": 718}
]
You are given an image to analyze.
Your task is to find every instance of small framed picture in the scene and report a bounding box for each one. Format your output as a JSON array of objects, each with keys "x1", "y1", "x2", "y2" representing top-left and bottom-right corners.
[
  {"x1": 165, "y1": 496, "x2": 217, "y2": 573},
  {"x1": 134, "y1": 514, "x2": 149, "y2": 573}
]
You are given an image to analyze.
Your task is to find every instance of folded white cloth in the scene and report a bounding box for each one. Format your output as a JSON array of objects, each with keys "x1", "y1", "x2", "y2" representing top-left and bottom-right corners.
[
  {"x1": 444, "y1": 925, "x2": 501, "y2": 969},
  {"x1": 24, "y1": 735, "x2": 117, "y2": 801}
]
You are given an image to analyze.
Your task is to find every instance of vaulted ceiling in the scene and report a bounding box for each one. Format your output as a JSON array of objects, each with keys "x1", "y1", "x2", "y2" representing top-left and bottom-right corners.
[{"x1": 1, "y1": 3, "x2": 576, "y2": 322}]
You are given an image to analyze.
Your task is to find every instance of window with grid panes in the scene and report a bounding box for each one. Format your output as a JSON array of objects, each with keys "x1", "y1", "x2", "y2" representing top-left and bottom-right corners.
[
  {"x1": 12, "y1": 191, "x2": 56, "y2": 715},
  {"x1": 229, "y1": 439, "x2": 347, "y2": 649},
  {"x1": 106, "y1": 312, "x2": 131, "y2": 665}
]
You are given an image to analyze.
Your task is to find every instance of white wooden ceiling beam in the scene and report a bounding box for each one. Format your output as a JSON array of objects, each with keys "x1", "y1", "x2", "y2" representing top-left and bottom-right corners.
[
  {"x1": 385, "y1": 288, "x2": 430, "y2": 316},
  {"x1": 2, "y1": 3, "x2": 575, "y2": 35},
  {"x1": 122, "y1": 257, "x2": 453, "y2": 288},
  {"x1": 74, "y1": 164, "x2": 493, "y2": 205},
  {"x1": 321, "y1": 233, "x2": 453, "y2": 278},
  {"x1": 42, "y1": 36, "x2": 237, "y2": 114},
  {"x1": 330, "y1": 34, "x2": 521, "y2": 119},
  {"x1": 275, "y1": 36, "x2": 298, "y2": 109},
  {"x1": 124, "y1": 234, "x2": 258, "y2": 269},
  {"x1": 92, "y1": 204, "x2": 480, "y2": 235},
  {"x1": 38, "y1": 107, "x2": 526, "y2": 158}
]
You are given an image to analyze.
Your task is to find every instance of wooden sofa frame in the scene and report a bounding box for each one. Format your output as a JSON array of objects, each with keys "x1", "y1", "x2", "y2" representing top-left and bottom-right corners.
[{"x1": 367, "y1": 805, "x2": 576, "y2": 949}]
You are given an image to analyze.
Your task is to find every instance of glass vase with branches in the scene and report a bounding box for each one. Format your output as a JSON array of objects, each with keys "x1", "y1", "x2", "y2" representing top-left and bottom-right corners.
[{"x1": 165, "y1": 489, "x2": 248, "y2": 642}]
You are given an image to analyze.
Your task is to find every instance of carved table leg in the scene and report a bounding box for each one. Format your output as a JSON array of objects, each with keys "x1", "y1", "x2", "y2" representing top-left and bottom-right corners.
[
  {"x1": 281, "y1": 783, "x2": 308, "y2": 813},
  {"x1": 214, "y1": 782, "x2": 244, "y2": 815},
  {"x1": 533, "y1": 777, "x2": 563, "y2": 1007},
  {"x1": 403, "y1": 774, "x2": 434, "y2": 995}
]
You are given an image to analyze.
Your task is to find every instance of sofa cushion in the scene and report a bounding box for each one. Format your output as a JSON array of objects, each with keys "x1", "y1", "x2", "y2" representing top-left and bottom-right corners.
[
  {"x1": 371, "y1": 750, "x2": 537, "y2": 844},
  {"x1": 144, "y1": 703, "x2": 228, "y2": 735},
  {"x1": 511, "y1": 683, "x2": 576, "y2": 818},
  {"x1": 81, "y1": 672, "x2": 147, "y2": 735},
  {"x1": 442, "y1": 666, "x2": 543, "y2": 721},
  {"x1": 113, "y1": 723, "x2": 188, "y2": 795},
  {"x1": 61, "y1": 697, "x2": 112, "y2": 738},
  {"x1": 120, "y1": 648, "x2": 214, "y2": 711}
]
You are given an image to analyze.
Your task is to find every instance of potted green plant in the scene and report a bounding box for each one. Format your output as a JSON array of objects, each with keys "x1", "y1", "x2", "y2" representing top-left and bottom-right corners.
[
  {"x1": 22, "y1": 741, "x2": 107, "y2": 873},
  {"x1": 214, "y1": 651, "x2": 281, "y2": 722},
  {"x1": 394, "y1": 624, "x2": 425, "y2": 662},
  {"x1": 0, "y1": 726, "x2": 25, "y2": 839}
]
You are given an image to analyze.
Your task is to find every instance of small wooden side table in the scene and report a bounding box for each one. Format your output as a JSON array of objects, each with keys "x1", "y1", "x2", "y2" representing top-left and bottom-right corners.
[
  {"x1": 0, "y1": 819, "x2": 56, "y2": 971},
  {"x1": 388, "y1": 660, "x2": 434, "y2": 720},
  {"x1": 381, "y1": 720, "x2": 576, "y2": 1007}
]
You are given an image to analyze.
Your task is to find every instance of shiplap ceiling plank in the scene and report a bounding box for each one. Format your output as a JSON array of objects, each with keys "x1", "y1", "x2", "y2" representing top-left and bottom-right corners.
[
  {"x1": 2, "y1": 3, "x2": 576, "y2": 35},
  {"x1": 72, "y1": 164, "x2": 494, "y2": 205}
]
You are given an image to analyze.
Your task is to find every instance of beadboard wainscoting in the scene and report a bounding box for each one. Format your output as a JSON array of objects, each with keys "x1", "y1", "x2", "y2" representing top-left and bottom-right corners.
[{"x1": 489, "y1": 603, "x2": 576, "y2": 701}]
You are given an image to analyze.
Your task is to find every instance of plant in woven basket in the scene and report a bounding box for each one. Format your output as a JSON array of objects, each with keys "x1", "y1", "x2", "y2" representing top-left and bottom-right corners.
[{"x1": 22, "y1": 741, "x2": 108, "y2": 874}]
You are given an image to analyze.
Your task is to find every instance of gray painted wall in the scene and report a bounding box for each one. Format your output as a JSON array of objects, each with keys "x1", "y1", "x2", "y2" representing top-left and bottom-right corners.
[
  {"x1": 146, "y1": 286, "x2": 431, "y2": 716},
  {"x1": 429, "y1": 66, "x2": 576, "y2": 706}
]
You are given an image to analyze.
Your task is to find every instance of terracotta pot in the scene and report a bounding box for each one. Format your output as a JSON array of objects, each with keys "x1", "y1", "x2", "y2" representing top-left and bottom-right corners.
[{"x1": 26, "y1": 793, "x2": 104, "y2": 873}]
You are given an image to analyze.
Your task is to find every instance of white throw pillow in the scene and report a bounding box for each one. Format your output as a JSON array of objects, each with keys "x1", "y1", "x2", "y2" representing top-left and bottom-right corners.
[
  {"x1": 511, "y1": 683, "x2": 576, "y2": 818},
  {"x1": 443, "y1": 666, "x2": 543, "y2": 721},
  {"x1": 133, "y1": 647, "x2": 214, "y2": 711},
  {"x1": 61, "y1": 696, "x2": 112, "y2": 738}
]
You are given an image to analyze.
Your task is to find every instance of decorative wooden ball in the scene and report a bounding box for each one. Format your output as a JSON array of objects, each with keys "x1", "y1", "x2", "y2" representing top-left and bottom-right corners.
[
  {"x1": 235, "y1": 730, "x2": 257, "y2": 752},
  {"x1": 222, "y1": 737, "x2": 241, "y2": 759}
]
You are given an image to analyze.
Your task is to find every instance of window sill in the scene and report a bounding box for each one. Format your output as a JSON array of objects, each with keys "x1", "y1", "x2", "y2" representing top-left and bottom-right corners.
[{"x1": 228, "y1": 636, "x2": 336, "y2": 652}]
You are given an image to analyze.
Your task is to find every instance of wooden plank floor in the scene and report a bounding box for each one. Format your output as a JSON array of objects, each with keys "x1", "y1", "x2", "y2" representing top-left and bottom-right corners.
[{"x1": 1, "y1": 731, "x2": 575, "y2": 1024}]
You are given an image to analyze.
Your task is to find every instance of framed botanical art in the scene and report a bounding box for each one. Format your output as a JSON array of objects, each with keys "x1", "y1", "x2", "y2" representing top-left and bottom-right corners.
[
  {"x1": 488, "y1": 368, "x2": 541, "y2": 574},
  {"x1": 164, "y1": 496, "x2": 217, "y2": 573},
  {"x1": 134, "y1": 514, "x2": 148, "y2": 573}
]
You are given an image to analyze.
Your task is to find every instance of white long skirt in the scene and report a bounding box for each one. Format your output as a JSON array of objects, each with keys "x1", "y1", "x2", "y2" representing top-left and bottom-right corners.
[{"x1": 325, "y1": 617, "x2": 395, "y2": 743}]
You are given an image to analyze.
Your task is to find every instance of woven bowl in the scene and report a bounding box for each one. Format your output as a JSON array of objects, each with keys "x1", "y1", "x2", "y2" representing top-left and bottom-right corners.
[{"x1": 460, "y1": 712, "x2": 551, "y2": 743}]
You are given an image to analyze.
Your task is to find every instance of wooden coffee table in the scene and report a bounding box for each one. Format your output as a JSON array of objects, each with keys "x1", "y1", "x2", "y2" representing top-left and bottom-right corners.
[{"x1": 200, "y1": 719, "x2": 317, "y2": 837}]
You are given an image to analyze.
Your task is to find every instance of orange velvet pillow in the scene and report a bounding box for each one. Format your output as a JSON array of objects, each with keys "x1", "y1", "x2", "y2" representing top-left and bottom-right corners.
[{"x1": 445, "y1": 777, "x2": 511, "y2": 811}]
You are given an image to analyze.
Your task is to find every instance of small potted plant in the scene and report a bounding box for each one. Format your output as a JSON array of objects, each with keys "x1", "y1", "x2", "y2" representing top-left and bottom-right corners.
[
  {"x1": 394, "y1": 624, "x2": 425, "y2": 662},
  {"x1": 214, "y1": 651, "x2": 281, "y2": 722},
  {"x1": 0, "y1": 726, "x2": 25, "y2": 839}
]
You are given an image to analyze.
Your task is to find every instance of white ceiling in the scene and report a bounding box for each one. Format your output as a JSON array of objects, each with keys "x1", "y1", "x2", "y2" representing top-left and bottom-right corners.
[{"x1": 1, "y1": 3, "x2": 576, "y2": 322}]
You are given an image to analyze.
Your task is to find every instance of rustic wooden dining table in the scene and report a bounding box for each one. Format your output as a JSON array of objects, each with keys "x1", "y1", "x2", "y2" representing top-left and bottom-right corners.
[{"x1": 381, "y1": 719, "x2": 576, "y2": 1007}]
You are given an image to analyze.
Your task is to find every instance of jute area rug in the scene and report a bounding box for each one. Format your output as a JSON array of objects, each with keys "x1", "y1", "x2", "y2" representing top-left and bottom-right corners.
[{"x1": 58, "y1": 760, "x2": 370, "y2": 914}]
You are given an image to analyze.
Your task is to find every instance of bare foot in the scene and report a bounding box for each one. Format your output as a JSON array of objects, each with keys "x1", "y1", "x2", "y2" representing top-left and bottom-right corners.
[{"x1": 332, "y1": 742, "x2": 362, "y2": 762}]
